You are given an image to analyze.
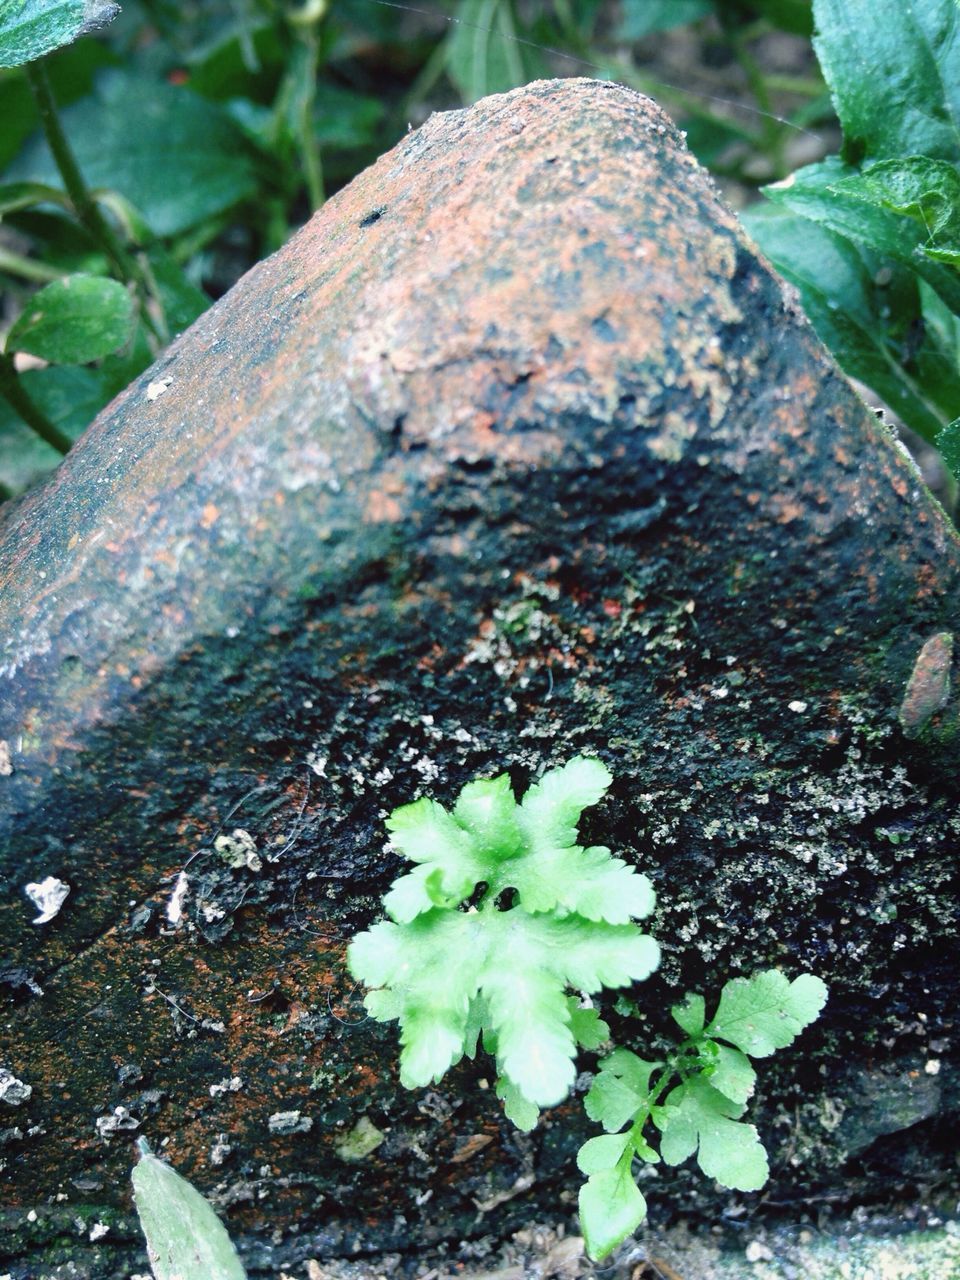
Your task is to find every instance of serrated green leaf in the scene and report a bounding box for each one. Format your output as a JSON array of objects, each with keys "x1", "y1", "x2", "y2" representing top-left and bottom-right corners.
[
  {"x1": 509, "y1": 844, "x2": 655, "y2": 924},
  {"x1": 495, "y1": 1075, "x2": 540, "y2": 1131},
  {"x1": 6, "y1": 274, "x2": 133, "y2": 364},
  {"x1": 830, "y1": 157, "x2": 960, "y2": 265},
  {"x1": 0, "y1": 0, "x2": 119, "y2": 69},
  {"x1": 705, "y1": 1042, "x2": 757, "y2": 1105},
  {"x1": 656, "y1": 1076, "x2": 768, "y2": 1191},
  {"x1": 518, "y1": 757, "x2": 612, "y2": 851},
  {"x1": 576, "y1": 1131, "x2": 632, "y2": 1175},
  {"x1": 585, "y1": 1049, "x2": 660, "y2": 1133},
  {"x1": 131, "y1": 1144, "x2": 246, "y2": 1280},
  {"x1": 578, "y1": 1165, "x2": 647, "y2": 1261},
  {"x1": 936, "y1": 417, "x2": 960, "y2": 481},
  {"x1": 350, "y1": 759, "x2": 658, "y2": 1109},
  {"x1": 671, "y1": 991, "x2": 705, "y2": 1038},
  {"x1": 743, "y1": 203, "x2": 960, "y2": 442},
  {"x1": 567, "y1": 998, "x2": 610, "y2": 1050},
  {"x1": 812, "y1": 0, "x2": 960, "y2": 164},
  {"x1": 707, "y1": 971, "x2": 828, "y2": 1058}
]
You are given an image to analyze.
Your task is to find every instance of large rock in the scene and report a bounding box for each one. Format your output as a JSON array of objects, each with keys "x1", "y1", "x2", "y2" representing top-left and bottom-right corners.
[{"x1": 1, "y1": 78, "x2": 958, "y2": 1276}]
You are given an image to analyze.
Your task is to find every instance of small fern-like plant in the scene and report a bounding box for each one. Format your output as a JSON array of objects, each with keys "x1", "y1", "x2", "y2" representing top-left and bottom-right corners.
[{"x1": 347, "y1": 758, "x2": 827, "y2": 1260}]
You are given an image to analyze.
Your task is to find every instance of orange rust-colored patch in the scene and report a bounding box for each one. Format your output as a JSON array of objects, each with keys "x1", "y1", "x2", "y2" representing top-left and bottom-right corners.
[
  {"x1": 899, "y1": 631, "x2": 954, "y2": 735},
  {"x1": 364, "y1": 490, "x2": 403, "y2": 523},
  {"x1": 201, "y1": 502, "x2": 220, "y2": 529}
]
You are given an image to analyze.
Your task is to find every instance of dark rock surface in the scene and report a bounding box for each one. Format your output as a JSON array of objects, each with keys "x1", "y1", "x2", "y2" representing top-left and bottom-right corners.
[{"x1": 1, "y1": 77, "x2": 958, "y2": 1277}]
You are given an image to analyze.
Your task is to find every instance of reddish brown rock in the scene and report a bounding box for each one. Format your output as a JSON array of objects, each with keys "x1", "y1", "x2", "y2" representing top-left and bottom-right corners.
[{"x1": 1, "y1": 78, "x2": 958, "y2": 1276}]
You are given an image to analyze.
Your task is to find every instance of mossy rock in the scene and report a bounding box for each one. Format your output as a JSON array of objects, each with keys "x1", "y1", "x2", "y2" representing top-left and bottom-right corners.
[{"x1": 0, "y1": 78, "x2": 958, "y2": 1276}]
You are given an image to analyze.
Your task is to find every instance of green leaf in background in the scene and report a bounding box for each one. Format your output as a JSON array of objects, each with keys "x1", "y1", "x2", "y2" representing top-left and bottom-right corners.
[
  {"x1": 9, "y1": 71, "x2": 259, "y2": 235},
  {"x1": 830, "y1": 157, "x2": 960, "y2": 266},
  {"x1": 617, "y1": 0, "x2": 715, "y2": 39},
  {"x1": 747, "y1": 0, "x2": 815, "y2": 38},
  {"x1": 445, "y1": 0, "x2": 548, "y2": 103},
  {"x1": 132, "y1": 1142, "x2": 247, "y2": 1280},
  {"x1": 812, "y1": 0, "x2": 960, "y2": 164},
  {"x1": 936, "y1": 417, "x2": 960, "y2": 480},
  {"x1": 743, "y1": 203, "x2": 960, "y2": 441},
  {"x1": 0, "y1": 0, "x2": 118, "y2": 69},
  {"x1": 0, "y1": 364, "x2": 111, "y2": 495},
  {"x1": 5, "y1": 273, "x2": 133, "y2": 363},
  {"x1": 0, "y1": 180, "x2": 69, "y2": 215},
  {"x1": 656, "y1": 1075, "x2": 769, "y2": 1190},
  {"x1": 578, "y1": 1163, "x2": 647, "y2": 1261}
]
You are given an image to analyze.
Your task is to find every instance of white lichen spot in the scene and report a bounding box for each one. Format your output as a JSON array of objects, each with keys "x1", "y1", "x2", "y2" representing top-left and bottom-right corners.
[
  {"x1": 925, "y1": 1058, "x2": 941, "y2": 1075},
  {"x1": 214, "y1": 829, "x2": 261, "y2": 871},
  {"x1": 145, "y1": 375, "x2": 173, "y2": 402},
  {"x1": 210, "y1": 1133, "x2": 232, "y2": 1166},
  {"x1": 88, "y1": 1221, "x2": 109, "y2": 1242},
  {"x1": 24, "y1": 877, "x2": 70, "y2": 925},
  {"x1": 0, "y1": 741, "x2": 11, "y2": 776},
  {"x1": 0, "y1": 1070, "x2": 32, "y2": 1106},
  {"x1": 306, "y1": 752, "x2": 327, "y2": 778},
  {"x1": 95, "y1": 1106, "x2": 139, "y2": 1138},
  {"x1": 788, "y1": 700, "x2": 808, "y2": 713},
  {"x1": 267, "y1": 1110, "x2": 313, "y2": 1135},
  {"x1": 166, "y1": 871, "x2": 189, "y2": 925},
  {"x1": 209, "y1": 1076, "x2": 244, "y2": 1098}
]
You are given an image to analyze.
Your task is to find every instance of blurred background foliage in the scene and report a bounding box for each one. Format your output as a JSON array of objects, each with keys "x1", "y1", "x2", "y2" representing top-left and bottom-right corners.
[{"x1": 1, "y1": 0, "x2": 951, "y2": 511}]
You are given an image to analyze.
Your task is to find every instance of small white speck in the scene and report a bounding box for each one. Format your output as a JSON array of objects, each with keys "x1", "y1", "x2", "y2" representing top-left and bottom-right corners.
[
  {"x1": 788, "y1": 700, "x2": 808, "y2": 713},
  {"x1": 24, "y1": 876, "x2": 70, "y2": 925},
  {"x1": 89, "y1": 1221, "x2": 109, "y2": 1241},
  {"x1": 925, "y1": 1058, "x2": 941, "y2": 1075},
  {"x1": 145, "y1": 376, "x2": 173, "y2": 402},
  {"x1": 745, "y1": 1240, "x2": 772, "y2": 1263}
]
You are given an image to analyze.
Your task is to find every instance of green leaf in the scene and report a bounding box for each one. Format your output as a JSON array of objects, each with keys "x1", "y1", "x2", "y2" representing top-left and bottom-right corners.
[
  {"x1": 656, "y1": 1076, "x2": 769, "y2": 1191},
  {"x1": 495, "y1": 1075, "x2": 540, "y2": 1131},
  {"x1": 147, "y1": 247, "x2": 211, "y2": 337},
  {"x1": 829, "y1": 157, "x2": 960, "y2": 265},
  {"x1": 5, "y1": 274, "x2": 133, "y2": 363},
  {"x1": 812, "y1": 0, "x2": 960, "y2": 164},
  {"x1": 131, "y1": 1143, "x2": 247, "y2": 1280},
  {"x1": 936, "y1": 417, "x2": 960, "y2": 481},
  {"x1": 704, "y1": 1042, "x2": 757, "y2": 1106},
  {"x1": 743, "y1": 203, "x2": 960, "y2": 441},
  {"x1": 508, "y1": 844, "x2": 655, "y2": 924},
  {"x1": 0, "y1": 0, "x2": 119, "y2": 69},
  {"x1": 584, "y1": 1048, "x2": 660, "y2": 1134},
  {"x1": 0, "y1": 181, "x2": 69, "y2": 215},
  {"x1": 567, "y1": 998, "x2": 610, "y2": 1050},
  {"x1": 706, "y1": 970, "x2": 828, "y2": 1058},
  {"x1": 578, "y1": 1165, "x2": 647, "y2": 1261},
  {"x1": 349, "y1": 759, "x2": 658, "y2": 1110},
  {"x1": 445, "y1": 0, "x2": 548, "y2": 103},
  {"x1": 761, "y1": 157, "x2": 960, "y2": 313},
  {"x1": 8, "y1": 71, "x2": 258, "y2": 236},
  {"x1": 576, "y1": 1131, "x2": 632, "y2": 1175},
  {"x1": 671, "y1": 991, "x2": 705, "y2": 1038},
  {"x1": 0, "y1": 363, "x2": 110, "y2": 495},
  {"x1": 616, "y1": 0, "x2": 714, "y2": 39},
  {"x1": 518, "y1": 756, "x2": 612, "y2": 850}
]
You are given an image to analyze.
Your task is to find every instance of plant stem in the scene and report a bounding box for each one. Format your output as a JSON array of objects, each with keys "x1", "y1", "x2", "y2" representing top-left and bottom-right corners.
[
  {"x1": 24, "y1": 60, "x2": 162, "y2": 340},
  {"x1": 0, "y1": 354, "x2": 71, "y2": 454},
  {"x1": 0, "y1": 247, "x2": 65, "y2": 284}
]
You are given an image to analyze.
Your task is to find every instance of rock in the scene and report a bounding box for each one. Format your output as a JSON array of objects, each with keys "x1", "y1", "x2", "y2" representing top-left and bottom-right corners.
[{"x1": 1, "y1": 77, "x2": 958, "y2": 1275}]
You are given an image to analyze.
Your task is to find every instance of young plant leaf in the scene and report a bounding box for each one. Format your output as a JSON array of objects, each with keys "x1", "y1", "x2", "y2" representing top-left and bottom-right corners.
[
  {"x1": 671, "y1": 991, "x2": 705, "y2": 1038},
  {"x1": 936, "y1": 418, "x2": 960, "y2": 482},
  {"x1": 0, "y1": 0, "x2": 119, "y2": 69},
  {"x1": 829, "y1": 157, "x2": 960, "y2": 266},
  {"x1": 706, "y1": 970, "x2": 828, "y2": 1058},
  {"x1": 348, "y1": 758, "x2": 658, "y2": 1112},
  {"x1": 702, "y1": 1041, "x2": 757, "y2": 1106},
  {"x1": 584, "y1": 1048, "x2": 660, "y2": 1134},
  {"x1": 576, "y1": 1131, "x2": 633, "y2": 1175},
  {"x1": 578, "y1": 1164, "x2": 647, "y2": 1261},
  {"x1": 131, "y1": 1141, "x2": 247, "y2": 1280},
  {"x1": 656, "y1": 1076, "x2": 769, "y2": 1191},
  {"x1": 495, "y1": 1076, "x2": 540, "y2": 1131},
  {"x1": 5, "y1": 274, "x2": 133, "y2": 364}
]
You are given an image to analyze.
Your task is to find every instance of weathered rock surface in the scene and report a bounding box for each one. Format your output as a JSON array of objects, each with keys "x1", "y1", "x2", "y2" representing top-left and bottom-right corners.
[{"x1": 1, "y1": 78, "x2": 959, "y2": 1276}]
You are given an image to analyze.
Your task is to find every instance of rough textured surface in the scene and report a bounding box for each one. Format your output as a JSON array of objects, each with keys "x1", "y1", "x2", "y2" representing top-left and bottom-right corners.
[{"x1": 1, "y1": 78, "x2": 959, "y2": 1276}]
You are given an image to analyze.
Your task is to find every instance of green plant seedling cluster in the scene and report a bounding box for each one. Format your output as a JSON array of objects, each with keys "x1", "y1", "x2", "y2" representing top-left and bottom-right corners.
[
  {"x1": 577, "y1": 969, "x2": 827, "y2": 1259},
  {"x1": 349, "y1": 758, "x2": 827, "y2": 1261},
  {"x1": 347, "y1": 757, "x2": 659, "y2": 1126}
]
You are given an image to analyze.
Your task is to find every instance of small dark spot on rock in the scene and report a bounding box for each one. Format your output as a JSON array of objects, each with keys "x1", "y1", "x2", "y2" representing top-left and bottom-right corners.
[{"x1": 360, "y1": 207, "x2": 387, "y2": 228}]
